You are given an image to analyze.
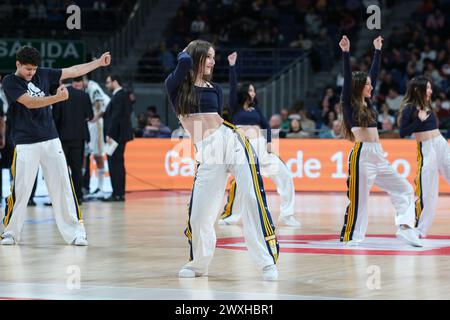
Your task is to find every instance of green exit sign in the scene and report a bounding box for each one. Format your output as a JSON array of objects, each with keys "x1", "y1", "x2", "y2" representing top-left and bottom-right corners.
[{"x1": 0, "y1": 39, "x2": 86, "y2": 72}]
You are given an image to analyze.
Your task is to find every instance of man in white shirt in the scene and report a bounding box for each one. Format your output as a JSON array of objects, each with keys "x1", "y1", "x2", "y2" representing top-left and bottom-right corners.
[{"x1": 83, "y1": 76, "x2": 111, "y2": 198}]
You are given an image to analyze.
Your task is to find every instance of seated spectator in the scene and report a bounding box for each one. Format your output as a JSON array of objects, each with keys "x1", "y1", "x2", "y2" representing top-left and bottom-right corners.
[
  {"x1": 434, "y1": 95, "x2": 450, "y2": 130},
  {"x1": 377, "y1": 103, "x2": 396, "y2": 128},
  {"x1": 134, "y1": 112, "x2": 147, "y2": 138},
  {"x1": 379, "y1": 118, "x2": 399, "y2": 138},
  {"x1": 286, "y1": 119, "x2": 309, "y2": 138},
  {"x1": 143, "y1": 115, "x2": 172, "y2": 138},
  {"x1": 320, "y1": 119, "x2": 343, "y2": 139},
  {"x1": 299, "y1": 108, "x2": 316, "y2": 137},
  {"x1": 385, "y1": 88, "x2": 404, "y2": 111},
  {"x1": 289, "y1": 33, "x2": 312, "y2": 50},
  {"x1": 280, "y1": 108, "x2": 290, "y2": 132},
  {"x1": 269, "y1": 114, "x2": 286, "y2": 138},
  {"x1": 320, "y1": 109, "x2": 337, "y2": 133}
]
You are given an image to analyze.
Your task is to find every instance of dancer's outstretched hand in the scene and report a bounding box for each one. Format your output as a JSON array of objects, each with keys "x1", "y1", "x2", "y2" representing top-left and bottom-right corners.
[{"x1": 339, "y1": 36, "x2": 350, "y2": 52}]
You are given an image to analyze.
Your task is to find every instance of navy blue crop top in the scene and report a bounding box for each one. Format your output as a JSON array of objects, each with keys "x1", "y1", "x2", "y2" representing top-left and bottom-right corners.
[
  {"x1": 165, "y1": 52, "x2": 223, "y2": 115},
  {"x1": 228, "y1": 65, "x2": 272, "y2": 142},
  {"x1": 341, "y1": 50, "x2": 381, "y2": 128},
  {"x1": 399, "y1": 105, "x2": 438, "y2": 137}
]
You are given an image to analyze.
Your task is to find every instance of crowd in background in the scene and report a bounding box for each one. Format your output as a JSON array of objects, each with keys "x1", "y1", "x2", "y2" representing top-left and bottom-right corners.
[{"x1": 0, "y1": 0, "x2": 135, "y2": 37}]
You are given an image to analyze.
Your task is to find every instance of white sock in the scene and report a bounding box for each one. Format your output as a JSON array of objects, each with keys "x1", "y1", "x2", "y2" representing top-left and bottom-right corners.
[{"x1": 98, "y1": 168, "x2": 105, "y2": 191}]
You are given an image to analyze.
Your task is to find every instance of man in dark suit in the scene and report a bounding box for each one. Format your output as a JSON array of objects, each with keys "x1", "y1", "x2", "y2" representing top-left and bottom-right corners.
[
  {"x1": 53, "y1": 77, "x2": 93, "y2": 204},
  {"x1": 103, "y1": 74, "x2": 134, "y2": 201}
]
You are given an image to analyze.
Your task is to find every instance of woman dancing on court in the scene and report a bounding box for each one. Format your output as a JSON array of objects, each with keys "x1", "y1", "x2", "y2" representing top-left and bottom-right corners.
[
  {"x1": 218, "y1": 51, "x2": 300, "y2": 227},
  {"x1": 165, "y1": 40, "x2": 279, "y2": 280},
  {"x1": 399, "y1": 76, "x2": 450, "y2": 238},
  {"x1": 338, "y1": 35, "x2": 422, "y2": 247}
]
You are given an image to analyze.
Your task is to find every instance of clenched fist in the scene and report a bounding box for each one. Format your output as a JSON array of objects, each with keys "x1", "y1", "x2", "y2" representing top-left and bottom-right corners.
[
  {"x1": 97, "y1": 52, "x2": 111, "y2": 67},
  {"x1": 55, "y1": 84, "x2": 69, "y2": 101}
]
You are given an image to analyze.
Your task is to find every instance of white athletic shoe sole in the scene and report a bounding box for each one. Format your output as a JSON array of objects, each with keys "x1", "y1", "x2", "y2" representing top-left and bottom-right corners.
[
  {"x1": 73, "y1": 237, "x2": 88, "y2": 246},
  {"x1": 1, "y1": 237, "x2": 16, "y2": 245},
  {"x1": 262, "y1": 265, "x2": 278, "y2": 281},
  {"x1": 178, "y1": 268, "x2": 207, "y2": 278},
  {"x1": 396, "y1": 228, "x2": 423, "y2": 247}
]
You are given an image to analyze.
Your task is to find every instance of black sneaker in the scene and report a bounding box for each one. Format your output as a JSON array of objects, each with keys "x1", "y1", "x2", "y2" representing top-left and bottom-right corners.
[{"x1": 27, "y1": 199, "x2": 36, "y2": 207}]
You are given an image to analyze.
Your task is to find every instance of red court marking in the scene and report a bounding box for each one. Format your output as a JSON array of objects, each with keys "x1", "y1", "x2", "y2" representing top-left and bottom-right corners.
[{"x1": 216, "y1": 234, "x2": 450, "y2": 256}]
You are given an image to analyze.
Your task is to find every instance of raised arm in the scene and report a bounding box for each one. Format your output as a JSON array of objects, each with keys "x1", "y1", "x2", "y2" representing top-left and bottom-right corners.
[
  {"x1": 369, "y1": 36, "x2": 383, "y2": 93},
  {"x1": 227, "y1": 52, "x2": 238, "y2": 114},
  {"x1": 164, "y1": 51, "x2": 193, "y2": 98},
  {"x1": 61, "y1": 52, "x2": 111, "y2": 80},
  {"x1": 339, "y1": 36, "x2": 352, "y2": 122}
]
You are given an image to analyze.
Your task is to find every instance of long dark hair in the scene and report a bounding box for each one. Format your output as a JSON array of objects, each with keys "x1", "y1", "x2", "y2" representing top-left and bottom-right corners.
[
  {"x1": 176, "y1": 40, "x2": 214, "y2": 116},
  {"x1": 236, "y1": 84, "x2": 252, "y2": 110},
  {"x1": 341, "y1": 71, "x2": 377, "y2": 141},
  {"x1": 399, "y1": 76, "x2": 432, "y2": 121}
]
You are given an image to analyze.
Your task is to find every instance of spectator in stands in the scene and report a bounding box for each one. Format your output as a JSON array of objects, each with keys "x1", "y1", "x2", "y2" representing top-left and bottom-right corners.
[
  {"x1": 320, "y1": 119, "x2": 343, "y2": 139},
  {"x1": 143, "y1": 115, "x2": 172, "y2": 138},
  {"x1": 93, "y1": 1, "x2": 107, "y2": 10},
  {"x1": 29, "y1": 0, "x2": 47, "y2": 21},
  {"x1": 434, "y1": 94, "x2": 450, "y2": 130},
  {"x1": 299, "y1": 107, "x2": 316, "y2": 137},
  {"x1": 286, "y1": 118, "x2": 309, "y2": 138},
  {"x1": 280, "y1": 108, "x2": 290, "y2": 132},
  {"x1": 269, "y1": 114, "x2": 286, "y2": 138},
  {"x1": 379, "y1": 72, "x2": 399, "y2": 100},
  {"x1": 320, "y1": 109, "x2": 337, "y2": 134},
  {"x1": 425, "y1": 8, "x2": 445, "y2": 32},
  {"x1": 134, "y1": 113, "x2": 147, "y2": 138},
  {"x1": 386, "y1": 87, "x2": 404, "y2": 111},
  {"x1": 321, "y1": 86, "x2": 339, "y2": 114},
  {"x1": 190, "y1": 14, "x2": 206, "y2": 36},
  {"x1": 289, "y1": 33, "x2": 313, "y2": 50},
  {"x1": 377, "y1": 102, "x2": 396, "y2": 129}
]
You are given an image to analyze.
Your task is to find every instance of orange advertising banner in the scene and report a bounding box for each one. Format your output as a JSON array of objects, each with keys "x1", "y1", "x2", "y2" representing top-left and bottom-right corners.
[{"x1": 124, "y1": 138, "x2": 450, "y2": 193}]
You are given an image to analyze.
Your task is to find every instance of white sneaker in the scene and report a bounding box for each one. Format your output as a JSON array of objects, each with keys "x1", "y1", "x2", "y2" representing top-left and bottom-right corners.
[
  {"x1": 73, "y1": 236, "x2": 88, "y2": 246},
  {"x1": 396, "y1": 227, "x2": 423, "y2": 247},
  {"x1": 178, "y1": 268, "x2": 207, "y2": 278},
  {"x1": 218, "y1": 216, "x2": 241, "y2": 225},
  {"x1": 1, "y1": 236, "x2": 16, "y2": 245},
  {"x1": 414, "y1": 228, "x2": 424, "y2": 239},
  {"x1": 262, "y1": 264, "x2": 278, "y2": 281},
  {"x1": 279, "y1": 216, "x2": 301, "y2": 227}
]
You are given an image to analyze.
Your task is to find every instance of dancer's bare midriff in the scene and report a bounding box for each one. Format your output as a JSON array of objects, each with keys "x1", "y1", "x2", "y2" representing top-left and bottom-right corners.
[
  {"x1": 414, "y1": 129, "x2": 441, "y2": 142},
  {"x1": 179, "y1": 113, "x2": 224, "y2": 144},
  {"x1": 352, "y1": 127, "x2": 380, "y2": 143}
]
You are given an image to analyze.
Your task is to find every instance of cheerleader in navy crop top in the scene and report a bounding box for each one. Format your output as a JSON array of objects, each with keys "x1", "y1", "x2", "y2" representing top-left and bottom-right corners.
[
  {"x1": 218, "y1": 52, "x2": 299, "y2": 227},
  {"x1": 398, "y1": 76, "x2": 450, "y2": 237},
  {"x1": 338, "y1": 36, "x2": 421, "y2": 247},
  {"x1": 164, "y1": 41, "x2": 279, "y2": 281}
]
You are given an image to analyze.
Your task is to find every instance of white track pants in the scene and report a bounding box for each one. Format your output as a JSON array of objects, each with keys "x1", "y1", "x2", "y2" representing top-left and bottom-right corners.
[
  {"x1": 415, "y1": 135, "x2": 450, "y2": 236},
  {"x1": 221, "y1": 136, "x2": 295, "y2": 221},
  {"x1": 1, "y1": 138, "x2": 86, "y2": 243},
  {"x1": 340, "y1": 142, "x2": 415, "y2": 242},
  {"x1": 183, "y1": 123, "x2": 279, "y2": 274}
]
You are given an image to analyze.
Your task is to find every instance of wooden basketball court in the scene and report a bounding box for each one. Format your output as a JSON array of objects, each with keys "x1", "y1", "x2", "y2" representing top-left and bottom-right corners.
[{"x1": 1, "y1": 191, "x2": 449, "y2": 300}]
